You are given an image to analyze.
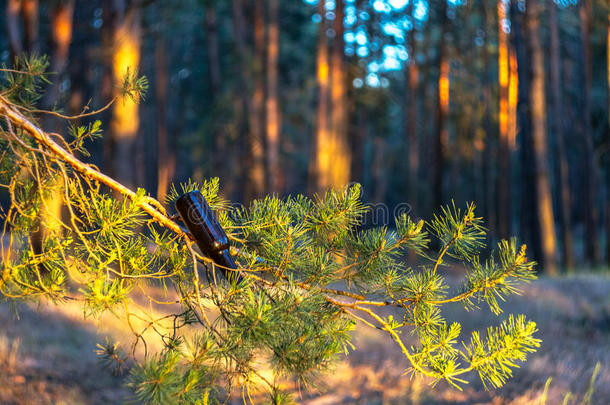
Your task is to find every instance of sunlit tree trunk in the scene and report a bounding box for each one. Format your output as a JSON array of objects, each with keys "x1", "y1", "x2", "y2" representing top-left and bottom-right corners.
[
  {"x1": 579, "y1": 0, "x2": 600, "y2": 265},
  {"x1": 42, "y1": 0, "x2": 75, "y2": 120},
  {"x1": 156, "y1": 37, "x2": 174, "y2": 202},
  {"x1": 525, "y1": 0, "x2": 558, "y2": 275},
  {"x1": 405, "y1": 2, "x2": 419, "y2": 210},
  {"x1": 480, "y1": 0, "x2": 496, "y2": 238},
  {"x1": 309, "y1": 1, "x2": 330, "y2": 193},
  {"x1": 6, "y1": 0, "x2": 23, "y2": 59},
  {"x1": 204, "y1": 2, "x2": 226, "y2": 191},
  {"x1": 109, "y1": 2, "x2": 141, "y2": 189},
  {"x1": 231, "y1": 0, "x2": 250, "y2": 201},
  {"x1": 508, "y1": 46, "x2": 518, "y2": 151},
  {"x1": 246, "y1": 0, "x2": 266, "y2": 199},
  {"x1": 266, "y1": 0, "x2": 281, "y2": 193},
  {"x1": 497, "y1": 0, "x2": 511, "y2": 240},
  {"x1": 21, "y1": 0, "x2": 38, "y2": 54},
  {"x1": 39, "y1": 0, "x2": 75, "y2": 238},
  {"x1": 327, "y1": 0, "x2": 350, "y2": 190},
  {"x1": 432, "y1": 0, "x2": 449, "y2": 211},
  {"x1": 548, "y1": 1, "x2": 573, "y2": 270}
]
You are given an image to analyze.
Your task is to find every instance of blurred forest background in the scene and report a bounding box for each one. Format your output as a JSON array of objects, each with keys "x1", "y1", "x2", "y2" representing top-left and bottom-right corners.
[{"x1": 1, "y1": 0, "x2": 609, "y2": 275}]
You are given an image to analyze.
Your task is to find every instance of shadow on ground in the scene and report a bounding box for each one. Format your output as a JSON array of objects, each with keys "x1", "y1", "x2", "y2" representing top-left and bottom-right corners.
[{"x1": 0, "y1": 302, "x2": 129, "y2": 405}]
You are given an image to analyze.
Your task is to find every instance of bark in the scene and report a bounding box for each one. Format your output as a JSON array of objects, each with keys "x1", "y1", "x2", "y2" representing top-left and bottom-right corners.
[
  {"x1": 548, "y1": 1, "x2": 573, "y2": 270},
  {"x1": 42, "y1": 0, "x2": 75, "y2": 231},
  {"x1": 204, "y1": 2, "x2": 225, "y2": 190},
  {"x1": 156, "y1": 37, "x2": 174, "y2": 202},
  {"x1": 327, "y1": 0, "x2": 350, "y2": 190},
  {"x1": 266, "y1": 0, "x2": 281, "y2": 193},
  {"x1": 508, "y1": 45, "x2": 518, "y2": 150},
  {"x1": 42, "y1": 0, "x2": 75, "y2": 123},
  {"x1": 231, "y1": 0, "x2": 250, "y2": 201},
  {"x1": 432, "y1": 0, "x2": 449, "y2": 211},
  {"x1": 607, "y1": 173, "x2": 610, "y2": 267},
  {"x1": 109, "y1": 2, "x2": 141, "y2": 189},
  {"x1": 247, "y1": 0, "x2": 266, "y2": 200},
  {"x1": 204, "y1": 3, "x2": 221, "y2": 98},
  {"x1": 310, "y1": 0, "x2": 351, "y2": 193},
  {"x1": 309, "y1": 0, "x2": 330, "y2": 194},
  {"x1": 481, "y1": 0, "x2": 495, "y2": 238},
  {"x1": 579, "y1": 0, "x2": 600, "y2": 265},
  {"x1": 525, "y1": 0, "x2": 558, "y2": 275},
  {"x1": 21, "y1": 0, "x2": 38, "y2": 54},
  {"x1": 511, "y1": 0, "x2": 540, "y2": 265},
  {"x1": 607, "y1": 14, "x2": 610, "y2": 267},
  {"x1": 350, "y1": 108, "x2": 366, "y2": 185},
  {"x1": 6, "y1": 0, "x2": 23, "y2": 59},
  {"x1": 372, "y1": 136, "x2": 387, "y2": 203},
  {"x1": 405, "y1": 3, "x2": 419, "y2": 210},
  {"x1": 29, "y1": 0, "x2": 75, "y2": 255},
  {"x1": 497, "y1": 0, "x2": 511, "y2": 240}
]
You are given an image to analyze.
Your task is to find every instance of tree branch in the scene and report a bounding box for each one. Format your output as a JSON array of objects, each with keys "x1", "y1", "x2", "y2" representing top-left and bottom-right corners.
[{"x1": 0, "y1": 96, "x2": 185, "y2": 237}]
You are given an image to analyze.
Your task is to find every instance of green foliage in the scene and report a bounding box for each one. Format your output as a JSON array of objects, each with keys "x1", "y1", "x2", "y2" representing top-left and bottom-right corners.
[
  {"x1": 127, "y1": 350, "x2": 217, "y2": 405},
  {"x1": 166, "y1": 178, "x2": 228, "y2": 211},
  {"x1": 68, "y1": 120, "x2": 103, "y2": 157},
  {"x1": 463, "y1": 314, "x2": 540, "y2": 389},
  {"x1": 118, "y1": 66, "x2": 149, "y2": 103},
  {"x1": 0, "y1": 57, "x2": 542, "y2": 403},
  {"x1": 1, "y1": 54, "x2": 50, "y2": 108}
]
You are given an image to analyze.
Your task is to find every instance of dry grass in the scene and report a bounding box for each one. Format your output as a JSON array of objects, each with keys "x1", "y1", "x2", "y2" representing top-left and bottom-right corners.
[{"x1": 0, "y1": 274, "x2": 608, "y2": 404}]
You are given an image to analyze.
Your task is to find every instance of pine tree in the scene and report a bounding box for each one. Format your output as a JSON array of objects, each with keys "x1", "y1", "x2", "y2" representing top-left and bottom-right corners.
[{"x1": 0, "y1": 58, "x2": 540, "y2": 404}]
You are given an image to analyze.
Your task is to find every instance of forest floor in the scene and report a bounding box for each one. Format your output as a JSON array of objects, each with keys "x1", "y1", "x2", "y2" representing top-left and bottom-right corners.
[{"x1": 0, "y1": 273, "x2": 608, "y2": 405}]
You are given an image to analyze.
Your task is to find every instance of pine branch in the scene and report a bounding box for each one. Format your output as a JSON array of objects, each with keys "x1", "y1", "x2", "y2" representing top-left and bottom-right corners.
[
  {"x1": 0, "y1": 60, "x2": 542, "y2": 402},
  {"x1": 0, "y1": 96, "x2": 184, "y2": 236}
]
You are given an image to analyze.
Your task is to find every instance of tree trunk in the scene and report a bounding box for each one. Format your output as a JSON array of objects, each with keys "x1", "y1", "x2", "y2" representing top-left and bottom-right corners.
[
  {"x1": 373, "y1": 136, "x2": 387, "y2": 203},
  {"x1": 548, "y1": 1, "x2": 573, "y2": 270},
  {"x1": 42, "y1": 0, "x2": 75, "y2": 225},
  {"x1": 205, "y1": 3, "x2": 221, "y2": 98},
  {"x1": 579, "y1": 0, "x2": 600, "y2": 266},
  {"x1": 6, "y1": 0, "x2": 23, "y2": 60},
  {"x1": 508, "y1": 44, "x2": 518, "y2": 151},
  {"x1": 607, "y1": 13, "x2": 610, "y2": 267},
  {"x1": 525, "y1": 0, "x2": 558, "y2": 275},
  {"x1": 246, "y1": 0, "x2": 266, "y2": 200},
  {"x1": 231, "y1": 0, "x2": 250, "y2": 201},
  {"x1": 327, "y1": 0, "x2": 350, "y2": 190},
  {"x1": 405, "y1": 4, "x2": 419, "y2": 210},
  {"x1": 266, "y1": 0, "x2": 281, "y2": 193},
  {"x1": 42, "y1": 0, "x2": 75, "y2": 125},
  {"x1": 156, "y1": 37, "x2": 174, "y2": 202},
  {"x1": 109, "y1": 2, "x2": 141, "y2": 189},
  {"x1": 350, "y1": 107, "x2": 366, "y2": 185},
  {"x1": 497, "y1": 0, "x2": 511, "y2": 240},
  {"x1": 432, "y1": 0, "x2": 449, "y2": 211},
  {"x1": 204, "y1": 2, "x2": 227, "y2": 194},
  {"x1": 309, "y1": 1, "x2": 330, "y2": 194},
  {"x1": 480, "y1": 0, "x2": 495, "y2": 238},
  {"x1": 32, "y1": 0, "x2": 75, "y2": 255},
  {"x1": 21, "y1": 0, "x2": 38, "y2": 54},
  {"x1": 512, "y1": 0, "x2": 541, "y2": 266},
  {"x1": 311, "y1": 0, "x2": 352, "y2": 194}
]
